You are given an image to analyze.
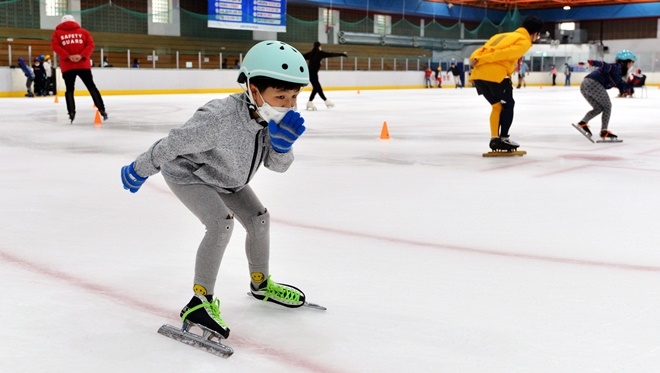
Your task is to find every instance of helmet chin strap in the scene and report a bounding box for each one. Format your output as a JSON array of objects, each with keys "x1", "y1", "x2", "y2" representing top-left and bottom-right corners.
[
  {"x1": 238, "y1": 77, "x2": 269, "y2": 125},
  {"x1": 238, "y1": 76, "x2": 258, "y2": 111}
]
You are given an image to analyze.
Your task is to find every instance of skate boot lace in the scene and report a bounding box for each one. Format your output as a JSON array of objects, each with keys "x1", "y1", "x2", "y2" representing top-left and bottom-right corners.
[
  {"x1": 264, "y1": 276, "x2": 301, "y2": 304},
  {"x1": 182, "y1": 298, "x2": 228, "y2": 327}
]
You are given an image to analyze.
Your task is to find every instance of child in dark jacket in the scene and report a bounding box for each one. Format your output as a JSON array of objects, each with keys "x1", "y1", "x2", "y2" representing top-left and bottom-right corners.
[
  {"x1": 574, "y1": 50, "x2": 635, "y2": 141},
  {"x1": 627, "y1": 68, "x2": 646, "y2": 88},
  {"x1": 32, "y1": 57, "x2": 46, "y2": 96}
]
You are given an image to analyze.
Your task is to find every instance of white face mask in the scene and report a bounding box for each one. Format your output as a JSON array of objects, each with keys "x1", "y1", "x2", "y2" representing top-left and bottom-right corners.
[{"x1": 255, "y1": 91, "x2": 294, "y2": 124}]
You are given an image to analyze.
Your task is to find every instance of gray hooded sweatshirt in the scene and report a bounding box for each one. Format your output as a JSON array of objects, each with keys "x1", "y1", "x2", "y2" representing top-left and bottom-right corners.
[{"x1": 133, "y1": 93, "x2": 294, "y2": 193}]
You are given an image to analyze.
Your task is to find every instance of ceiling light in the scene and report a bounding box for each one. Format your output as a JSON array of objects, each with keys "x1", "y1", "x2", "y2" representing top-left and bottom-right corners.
[{"x1": 563, "y1": 5, "x2": 571, "y2": 10}]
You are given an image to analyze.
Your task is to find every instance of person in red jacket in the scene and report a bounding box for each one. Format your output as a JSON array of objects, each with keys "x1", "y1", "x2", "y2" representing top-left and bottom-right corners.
[{"x1": 51, "y1": 14, "x2": 107, "y2": 124}]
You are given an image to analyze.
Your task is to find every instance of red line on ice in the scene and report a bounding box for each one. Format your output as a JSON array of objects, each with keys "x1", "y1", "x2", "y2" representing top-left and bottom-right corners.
[
  {"x1": 0, "y1": 249, "x2": 344, "y2": 373},
  {"x1": 274, "y1": 218, "x2": 660, "y2": 273}
]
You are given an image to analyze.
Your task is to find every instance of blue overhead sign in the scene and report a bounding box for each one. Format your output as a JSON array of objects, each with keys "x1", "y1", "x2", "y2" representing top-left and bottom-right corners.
[{"x1": 208, "y1": 0, "x2": 287, "y2": 32}]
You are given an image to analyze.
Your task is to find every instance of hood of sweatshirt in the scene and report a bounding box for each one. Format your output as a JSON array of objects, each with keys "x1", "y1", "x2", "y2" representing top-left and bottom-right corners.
[{"x1": 56, "y1": 21, "x2": 81, "y2": 32}]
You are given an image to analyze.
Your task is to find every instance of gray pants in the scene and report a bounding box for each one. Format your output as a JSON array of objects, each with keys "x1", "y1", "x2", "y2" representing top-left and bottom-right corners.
[
  {"x1": 580, "y1": 77, "x2": 611, "y2": 131},
  {"x1": 166, "y1": 181, "x2": 270, "y2": 296}
]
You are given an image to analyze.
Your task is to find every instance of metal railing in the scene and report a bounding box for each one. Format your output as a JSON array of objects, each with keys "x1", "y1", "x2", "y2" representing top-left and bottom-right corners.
[{"x1": 2, "y1": 42, "x2": 434, "y2": 71}]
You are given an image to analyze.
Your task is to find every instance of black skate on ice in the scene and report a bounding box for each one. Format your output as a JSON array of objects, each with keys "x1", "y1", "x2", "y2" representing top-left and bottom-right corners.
[
  {"x1": 483, "y1": 137, "x2": 526, "y2": 157},
  {"x1": 571, "y1": 123, "x2": 595, "y2": 143},
  {"x1": 597, "y1": 129, "x2": 623, "y2": 143},
  {"x1": 157, "y1": 294, "x2": 233, "y2": 358},
  {"x1": 250, "y1": 275, "x2": 306, "y2": 308},
  {"x1": 248, "y1": 275, "x2": 326, "y2": 310},
  {"x1": 68, "y1": 112, "x2": 75, "y2": 124}
]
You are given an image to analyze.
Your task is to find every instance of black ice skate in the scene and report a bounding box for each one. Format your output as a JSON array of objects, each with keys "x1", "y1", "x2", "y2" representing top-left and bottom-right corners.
[
  {"x1": 578, "y1": 123, "x2": 592, "y2": 136},
  {"x1": 250, "y1": 275, "x2": 306, "y2": 308},
  {"x1": 157, "y1": 294, "x2": 233, "y2": 358},
  {"x1": 597, "y1": 129, "x2": 623, "y2": 143},
  {"x1": 483, "y1": 137, "x2": 526, "y2": 157},
  {"x1": 180, "y1": 294, "x2": 230, "y2": 338},
  {"x1": 247, "y1": 275, "x2": 326, "y2": 310},
  {"x1": 99, "y1": 110, "x2": 108, "y2": 120},
  {"x1": 68, "y1": 112, "x2": 75, "y2": 124},
  {"x1": 571, "y1": 123, "x2": 595, "y2": 143}
]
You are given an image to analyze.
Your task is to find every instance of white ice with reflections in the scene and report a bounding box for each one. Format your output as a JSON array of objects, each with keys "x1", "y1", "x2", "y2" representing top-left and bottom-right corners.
[{"x1": 2, "y1": 85, "x2": 660, "y2": 372}]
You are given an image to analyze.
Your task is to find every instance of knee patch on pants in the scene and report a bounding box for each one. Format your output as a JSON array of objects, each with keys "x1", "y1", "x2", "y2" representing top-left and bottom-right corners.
[
  {"x1": 210, "y1": 216, "x2": 234, "y2": 245},
  {"x1": 246, "y1": 209, "x2": 270, "y2": 239},
  {"x1": 490, "y1": 102, "x2": 502, "y2": 137}
]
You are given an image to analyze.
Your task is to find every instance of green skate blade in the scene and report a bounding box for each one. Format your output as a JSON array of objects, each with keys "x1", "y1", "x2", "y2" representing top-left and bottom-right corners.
[
  {"x1": 157, "y1": 324, "x2": 233, "y2": 358},
  {"x1": 482, "y1": 150, "x2": 526, "y2": 157}
]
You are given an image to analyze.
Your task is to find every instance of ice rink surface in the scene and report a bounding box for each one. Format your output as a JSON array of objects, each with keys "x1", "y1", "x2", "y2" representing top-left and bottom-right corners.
[{"x1": 2, "y1": 84, "x2": 660, "y2": 372}]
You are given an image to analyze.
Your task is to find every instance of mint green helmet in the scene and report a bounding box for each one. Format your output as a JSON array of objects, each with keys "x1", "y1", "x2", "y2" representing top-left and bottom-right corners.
[
  {"x1": 238, "y1": 41, "x2": 309, "y2": 85},
  {"x1": 615, "y1": 50, "x2": 637, "y2": 61}
]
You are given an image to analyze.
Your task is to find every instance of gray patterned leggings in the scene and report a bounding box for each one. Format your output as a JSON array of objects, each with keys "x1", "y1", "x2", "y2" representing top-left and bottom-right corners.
[
  {"x1": 580, "y1": 77, "x2": 611, "y2": 130},
  {"x1": 165, "y1": 181, "x2": 270, "y2": 296}
]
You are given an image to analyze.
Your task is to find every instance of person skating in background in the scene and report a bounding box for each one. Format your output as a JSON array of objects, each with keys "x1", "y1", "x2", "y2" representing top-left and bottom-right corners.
[
  {"x1": 623, "y1": 68, "x2": 646, "y2": 97},
  {"x1": 51, "y1": 14, "x2": 107, "y2": 124},
  {"x1": 424, "y1": 66, "x2": 433, "y2": 88},
  {"x1": 449, "y1": 62, "x2": 463, "y2": 88},
  {"x1": 549, "y1": 64, "x2": 558, "y2": 86},
  {"x1": 120, "y1": 41, "x2": 314, "y2": 344},
  {"x1": 563, "y1": 63, "x2": 572, "y2": 86},
  {"x1": 32, "y1": 57, "x2": 46, "y2": 96},
  {"x1": 17, "y1": 57, "x2": 35, "y2": 97},
  {"x1": 303, "y1": 41, "x2": 347, "y2": 110},
  {"x1": 469, "y1": 15, "x2": 543, "y2": 153},
  {"x1": 574, "y1": 50, "x2": 635, "y2": 141},
  {"x1": 43, "y1": 55, "x2": 54, "y2": 95},
  {"x1": 435, "y1": 66, "x2": 442, "y2": 88},
  {"x1": 516, "y1": 58, "x2": 529, "y2": 88}
]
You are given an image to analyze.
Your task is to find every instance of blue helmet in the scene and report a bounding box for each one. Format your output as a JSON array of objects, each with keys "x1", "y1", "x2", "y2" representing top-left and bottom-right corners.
[
  {"x1": 615, "y1": 50, "x2": 637, "y2": 61},
  {"x1": 18, "y1": 57, "x2": 25, "y2": 63}
]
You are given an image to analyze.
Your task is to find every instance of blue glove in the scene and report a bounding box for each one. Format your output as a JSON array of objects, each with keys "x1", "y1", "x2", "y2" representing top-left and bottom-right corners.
[
  {"x1": 268, "y1": 110, "x2": 305, "y2": 153},
  {"x1": 121, "y1": 162, "x2": 148, "y2": 193}
]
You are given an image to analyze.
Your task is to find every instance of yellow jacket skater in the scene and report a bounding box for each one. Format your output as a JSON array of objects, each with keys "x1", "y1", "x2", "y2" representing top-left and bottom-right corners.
[{"x1": 469, "y1": 16, "x2": 543, "y2": 152}]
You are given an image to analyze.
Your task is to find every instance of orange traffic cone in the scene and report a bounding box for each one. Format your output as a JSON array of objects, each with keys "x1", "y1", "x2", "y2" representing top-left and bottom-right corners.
[
  {"x1": 357, "y1": 89, "x2": 360, "y2": 94},
  {"x1": 54, "y1": 95, "x2": 59, "y2": 103},
  {"x1": 94, "y1": 109, "x2": 103, "y2": 126},
  {"x1": 380, "y1": 121, "x2": 390, "y2": 140}
]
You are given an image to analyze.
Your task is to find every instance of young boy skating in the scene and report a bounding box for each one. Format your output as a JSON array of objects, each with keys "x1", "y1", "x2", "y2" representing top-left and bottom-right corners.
[{"x1": 121, "y1": 41, "x2": 316, "y2": 353}]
